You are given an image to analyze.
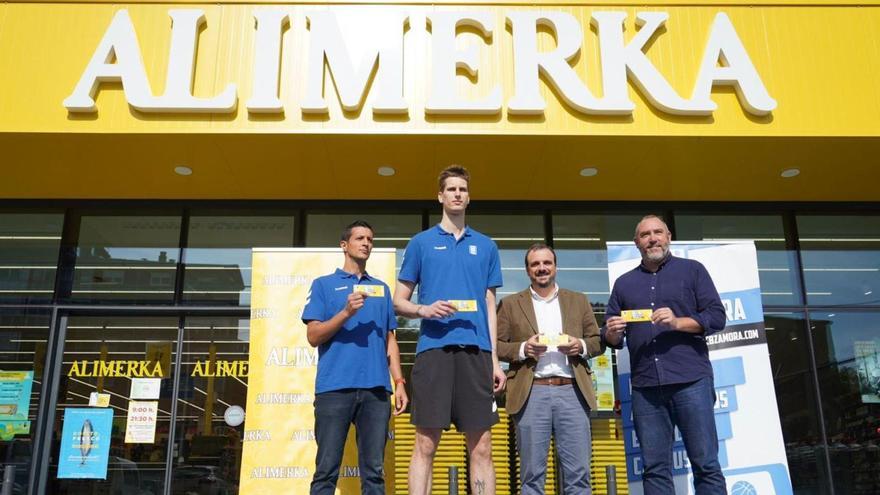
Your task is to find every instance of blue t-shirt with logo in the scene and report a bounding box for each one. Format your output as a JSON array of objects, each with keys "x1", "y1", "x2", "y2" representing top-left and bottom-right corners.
[
  {"x1": 398, "y1": 225, "x2": 503, "y2": 354},
  {"x1": 301, "y1": 269, "x2": 396, "y2": 394}
]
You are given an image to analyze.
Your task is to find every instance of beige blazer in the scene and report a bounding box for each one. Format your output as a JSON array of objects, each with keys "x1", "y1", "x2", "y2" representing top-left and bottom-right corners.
[{"x1": 496, "y1": 288, "x2": 603, "y2": 415}]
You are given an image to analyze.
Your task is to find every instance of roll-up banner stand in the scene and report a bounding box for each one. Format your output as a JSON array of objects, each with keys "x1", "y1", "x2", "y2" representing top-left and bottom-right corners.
[
  {"x1": 240, "y1": 248, "x2": 397, "y2": 494},
  {"x1": 607, "y1": 241, "x2": 792, "y2": 495}
]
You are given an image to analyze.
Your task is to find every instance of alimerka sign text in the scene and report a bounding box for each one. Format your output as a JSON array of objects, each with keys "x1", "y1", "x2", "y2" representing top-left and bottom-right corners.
[{"x1": 63, "y1": 9, "x2": 777, "y2": 117}]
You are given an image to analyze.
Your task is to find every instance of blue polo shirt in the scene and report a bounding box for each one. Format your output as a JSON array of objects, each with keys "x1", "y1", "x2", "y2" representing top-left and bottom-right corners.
[
  {"x1": 399, "y1": 225, "x2": 503, "y2": 354},
  {"x1": 301, "y1": 269, "x2": 396, "y2": 394},
  {"x1": 605, "y1": 255, "x2": 726, "y2": 388}
]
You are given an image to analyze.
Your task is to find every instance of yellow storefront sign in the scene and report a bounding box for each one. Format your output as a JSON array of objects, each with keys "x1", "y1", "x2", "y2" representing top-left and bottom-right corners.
[
  {"x1": 0, "y1": 2, "x2": 879, "y2": 137},
  {"x1": 67, "y1": 360, "x2": 164, "y2": 378},
  {"x1": 191, "y1": 360, "x2": 249, "y2": 378},
  {"x1": 1, "y1": 1, "x2": 878, "y2": 202},
  {"x1": 241, "y1": 248, "x2": 396, "y2": 494}
]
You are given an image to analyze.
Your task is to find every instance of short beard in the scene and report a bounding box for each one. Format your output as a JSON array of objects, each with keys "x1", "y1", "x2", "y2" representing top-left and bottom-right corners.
[{"x1": 643, "y1": 245, "x2": 669, "y2": 263}]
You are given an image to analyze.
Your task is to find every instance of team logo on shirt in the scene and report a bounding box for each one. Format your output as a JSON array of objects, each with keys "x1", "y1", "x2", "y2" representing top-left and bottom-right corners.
[
  {"x1": 434, "y1": 245, "x2": 447, "y2": 250},
  {"x1": 469, "y1": 245, "x2": 477, "y2": 255}
]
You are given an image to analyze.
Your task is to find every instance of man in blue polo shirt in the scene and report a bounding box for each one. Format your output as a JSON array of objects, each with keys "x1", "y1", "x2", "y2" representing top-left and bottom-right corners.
[
  {"x1": 302, "y1": 220, "x2": 408, "y2": 495},
  {"x1": 604, "y1": 215, "x2": 727, "y2": 495},
  {"x1": 394, "y1": 166, "x2": 506, "y2": 495}
]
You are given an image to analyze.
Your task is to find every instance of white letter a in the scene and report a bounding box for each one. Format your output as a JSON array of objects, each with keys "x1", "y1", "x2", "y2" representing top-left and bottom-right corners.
[{"x1": 63, "y1": 10, "x2": 157, "y2": 112}]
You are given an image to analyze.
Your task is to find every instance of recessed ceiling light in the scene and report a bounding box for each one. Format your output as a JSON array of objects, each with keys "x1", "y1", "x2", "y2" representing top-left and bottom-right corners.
[
  {"x1": 579, "y1": 167, "x2": 598, "y2": 177},
  {"x1": 377, "y1": 166, "x2": 396, "y2": 177},
  {"x1": 174, "y1": 166, "x2": 193, "y2": 176},
  {"x1": 780, "y1": 168, "x2": 800, "y2": 178}
]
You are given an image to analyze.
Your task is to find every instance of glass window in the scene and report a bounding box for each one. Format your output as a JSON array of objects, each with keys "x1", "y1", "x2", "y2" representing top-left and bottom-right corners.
[
  {"x1": 306, "y1": 212, "x2": 420, "y2": 250},
  {"x1": 798, "y1": 215, "x2": 880, "y2": 306},
  {"x1": 551, "y1": 213, "x2": 644, "y2": 307},
  {"x1": 171, "y1": 317, "x2": 250, "y2": 495},
  {"x1": 764, "y1": 312, "x2": 831, "y2": 494},
  {"x1": 48, "y1": 316, "x2": 179, "y2": 495},
  {"x1": 0, "y1": 310, "x2": 50, "y2": 493},
  {"x1": 0, "y1": 213, "x2": 63, "y2": 303},
  {"x1": 675, "y1": 214, "x2": 801, "y2": 306},
  {"x1": 72, "y1": 215, "x2": 182, "y2": 303},
  {"x1": 184, "y1": 215, "x2": 295, "y2": 306},
  {"x1": 809, "y1": 311, "x2": 880, "y2": 494}
]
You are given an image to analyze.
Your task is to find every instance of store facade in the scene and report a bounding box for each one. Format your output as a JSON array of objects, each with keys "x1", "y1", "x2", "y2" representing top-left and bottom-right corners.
[{"x1": 0, "y1": 0, "x2": 879, "y2": 493}]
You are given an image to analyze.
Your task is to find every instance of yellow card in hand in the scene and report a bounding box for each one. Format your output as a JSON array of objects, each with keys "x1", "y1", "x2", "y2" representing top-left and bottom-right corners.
[
  {"x1": 448, "y1": 300, "x2": 477, "y2": 312},
  {"x1": 538, "y1": 334, "x2": 569, "y2": 346},
  {"x1": 353, "y1": 285, "x2": 384, "y2": 297},
  {"x1": 621, "y1": 309, "x2": 653, "y2": 322}
]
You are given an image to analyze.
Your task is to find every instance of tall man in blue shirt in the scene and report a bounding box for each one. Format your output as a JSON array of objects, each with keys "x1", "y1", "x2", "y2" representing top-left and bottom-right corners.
[
  {"x1": 604, "y1": 215, "x2": 727, "y2": 495},
  {"x1": 302, "y1": 220, "x2": 408, "y2": 495},
  {"x1": 394, "y1": 166, "x2": 506, "y2": 495}
]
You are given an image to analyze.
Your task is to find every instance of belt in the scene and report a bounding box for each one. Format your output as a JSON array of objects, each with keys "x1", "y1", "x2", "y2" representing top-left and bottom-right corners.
[{"x1": 533, "y1": 377, "x2": 573, "y2": 386}]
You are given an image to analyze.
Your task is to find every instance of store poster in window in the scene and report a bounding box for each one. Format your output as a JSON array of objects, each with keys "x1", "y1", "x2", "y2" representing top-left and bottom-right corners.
[
  {"x1": 589, "y1": 349, "x2": 615, "y2": 410},
  {"x1": 0, "y1": 370, "x2": 33, "y2": 440},
  {"x1": 57, "y1": 408, "x2": 113, "y2": 479},
  {"x1": 855, "y1": 341, "x2": 880, "y2": 404}
]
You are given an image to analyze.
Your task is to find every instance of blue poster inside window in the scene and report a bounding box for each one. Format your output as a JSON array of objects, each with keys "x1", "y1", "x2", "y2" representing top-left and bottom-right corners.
[{"x1": 57, "y1": 408, "x2": 113, "y2": 479}]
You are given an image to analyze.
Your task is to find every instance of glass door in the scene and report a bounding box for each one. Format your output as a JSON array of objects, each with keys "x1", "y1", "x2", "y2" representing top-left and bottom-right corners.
[
  {"x1": 170, "y1": 317, "x2": 250, "y2": 495},
  {"x1": 46, "y1": 316, "x2": 180, "y2": 495}
]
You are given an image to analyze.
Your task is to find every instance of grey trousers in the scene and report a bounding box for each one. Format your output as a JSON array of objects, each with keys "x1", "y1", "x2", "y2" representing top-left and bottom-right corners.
[{"x1": 513, "y1": 383, "x2": 592, "y2": 495}]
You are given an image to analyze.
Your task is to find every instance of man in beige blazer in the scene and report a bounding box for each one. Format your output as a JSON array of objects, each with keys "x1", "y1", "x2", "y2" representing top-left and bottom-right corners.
[{"x1": 497, "y1": 243, "x2": 603, "y2": 495}]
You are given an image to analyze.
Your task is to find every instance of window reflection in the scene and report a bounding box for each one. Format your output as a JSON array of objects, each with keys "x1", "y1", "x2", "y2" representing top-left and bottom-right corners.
[
  {"x1": 184, "y1": 215, "x2": 295, "y2": 306},
  {"x1": 49, "y1": 316, "x2": 179, "y2": 495},
  {"x1": 306, "y1": 212, "x2": 419, "y2": 250},
  {"x1": 764, "y1": 312, "x2": 830, "y2": 494},
  {"x1": 73, "y1": 216, "x2": 182, "y2": 303},
  {"x1": 0, "y1": 213, "x2": 63, "y2": 303},
  {"x1": 172, "y1": 317, "x2": 249, "y2": 495},
  {"x1": 676, "y1": 214, "x2": 802, "y2": 306},
  {"x1": 0, "y1": 311, "x2": 50, "y2": 493},
  {"x1": 810, "y1": 311, "x2": 880, "y2": 494},
  {"x1": 798, "y1": 216, "x2": 880, "y2": 306},
  {"x1": 552, "y1": 213, "x2": 643, "y2": 308}
]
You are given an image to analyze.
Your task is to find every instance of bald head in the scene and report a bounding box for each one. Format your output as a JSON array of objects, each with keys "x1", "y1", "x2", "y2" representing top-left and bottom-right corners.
[{"x1": 634, "y1": 215, "x2": 669, "y2": 240}]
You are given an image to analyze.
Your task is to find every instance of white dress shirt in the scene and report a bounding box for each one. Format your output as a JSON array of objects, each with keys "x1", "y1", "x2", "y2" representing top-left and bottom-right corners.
[{"x1": 518, "y1": 285, "x2": 588, "y2": 378}]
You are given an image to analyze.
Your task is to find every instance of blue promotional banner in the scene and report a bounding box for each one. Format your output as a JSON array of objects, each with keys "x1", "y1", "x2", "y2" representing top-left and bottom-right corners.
[
  {"x1": 57, "y1": 407, "x2": 113, "y2": 479},
  {"x1": 608, "y1": 241, "x2": 792, "y2": 495}
]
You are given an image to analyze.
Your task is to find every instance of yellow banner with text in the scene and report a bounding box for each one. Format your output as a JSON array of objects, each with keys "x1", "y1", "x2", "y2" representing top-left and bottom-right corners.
[{"x1": 240, "y1": 248, "x2": 397, "y2": 494}]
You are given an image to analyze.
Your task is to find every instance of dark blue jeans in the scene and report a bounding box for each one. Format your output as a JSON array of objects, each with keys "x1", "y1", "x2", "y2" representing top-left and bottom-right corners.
[
  {"x1": 310, "y1": 387, "x2": 390, "y2": 495},
  {"x1": 631, "y1": 376, "x2": 726, "y2": 495}
]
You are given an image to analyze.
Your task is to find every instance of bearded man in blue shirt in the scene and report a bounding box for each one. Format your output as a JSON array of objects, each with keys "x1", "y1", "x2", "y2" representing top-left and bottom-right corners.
[
  {"x1": 604, "y1": 215, "x2": 727, "y2": 495},
  {"x1": 302, "y1": 220, "x2": 408, "y2": 495}
]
